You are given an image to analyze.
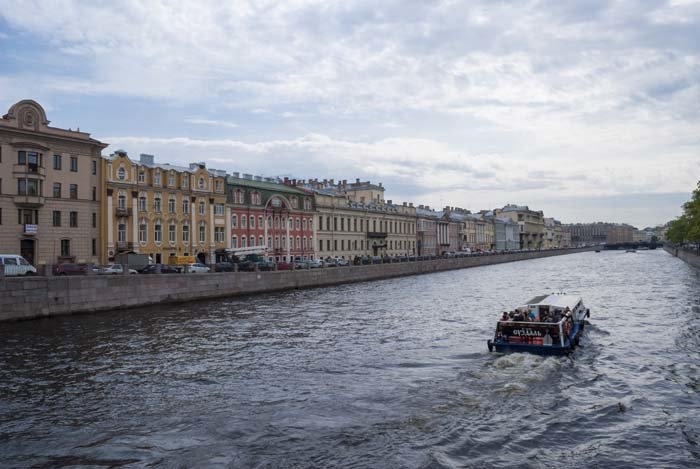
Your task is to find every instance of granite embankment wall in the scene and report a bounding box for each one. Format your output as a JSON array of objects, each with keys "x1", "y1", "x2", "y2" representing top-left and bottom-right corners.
[
  {"x1": 664, "y1": 245, "x2": 700, "y2": 269},
  {"x1": 0, "y1": 247, "x2": 594, "y2": 322}
]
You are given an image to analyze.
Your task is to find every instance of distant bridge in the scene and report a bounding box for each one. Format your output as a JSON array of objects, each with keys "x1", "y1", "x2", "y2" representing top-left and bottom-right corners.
[{"x1": 603, "y1": 242, "x2": 661, "y2": 250}]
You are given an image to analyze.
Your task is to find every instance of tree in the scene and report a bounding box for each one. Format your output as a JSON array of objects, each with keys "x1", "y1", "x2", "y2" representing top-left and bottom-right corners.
[{"x1": 667, "y1": 181, "x2": 700, "y2": 245}]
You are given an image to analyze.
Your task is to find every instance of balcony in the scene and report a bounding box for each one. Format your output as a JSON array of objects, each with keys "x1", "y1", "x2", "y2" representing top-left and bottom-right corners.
[
  {"x1": 116, "y1": 207, "x2": 133, "y2": 217},
  {"x1": 13, "y1": 195, "x2": 45, "y2": 207},
  {"x1": 13, "y1": 164, "x2": 46, "y2": 178},
  {"x1": 367, "y1": 231, "x2": 388, "y2": 238},
  {"x1": 116, "y1": 241, "x2": 134, "y2": 251},
  {"x1": 23, "y1": 224, "x2": 38, "y2": 235}
]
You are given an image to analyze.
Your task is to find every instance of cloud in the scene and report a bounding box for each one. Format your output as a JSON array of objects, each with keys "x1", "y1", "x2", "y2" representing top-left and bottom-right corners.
[{"x1": 184, "y1": 117, "x2": 238, "y2": 129}]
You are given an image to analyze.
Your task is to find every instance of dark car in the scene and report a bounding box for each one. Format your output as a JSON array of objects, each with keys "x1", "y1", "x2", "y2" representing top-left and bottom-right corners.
[
  {"x1": 214, "y1": 262, "x2": 235, "y2": 272},
  {"x1": 236, "y1": 261, "x2": 257, "y2": 272},
  {"x1": 53, "y1": 263, "x2": 88, "y2": 276},
  {"x1": 140, "y1": 264, "x2": 180, "y2": 274},
  {"x1": 256, "y1": 261, "x2": 275, "y2": 271}
]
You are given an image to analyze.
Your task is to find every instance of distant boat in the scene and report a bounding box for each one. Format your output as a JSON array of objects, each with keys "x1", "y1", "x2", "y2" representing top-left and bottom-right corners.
[
  {"x1": 595, "y1": 249, "x2": 601, "y2": 253},
  {"x1": 626, "y1": 249, "x2": 636, "y2": 253}
]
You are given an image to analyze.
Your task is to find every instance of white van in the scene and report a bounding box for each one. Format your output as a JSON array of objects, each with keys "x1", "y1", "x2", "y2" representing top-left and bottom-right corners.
[{"x1": 0, "y1": 255, "x2": 38, "y2": 276}]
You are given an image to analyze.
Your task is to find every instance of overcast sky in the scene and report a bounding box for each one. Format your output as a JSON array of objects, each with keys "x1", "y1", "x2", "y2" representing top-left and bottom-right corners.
[{"x1": 1, "y1": 0, "x2": 698, "y2": 228}]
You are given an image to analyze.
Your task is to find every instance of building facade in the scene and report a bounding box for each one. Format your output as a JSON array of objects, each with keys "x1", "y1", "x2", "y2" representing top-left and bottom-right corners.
[
  {"x1": 102, "y1": 151, "x2": 228, "y2": 264},
  {"x1": 415, "y1": 205, "x2": 438, "y2": 256},
  {"x1": 305, "y1": 179, "x2": 417, "y2": 259},
  {"x1": 495, "y1": 204, "x2": 545, "y2": 249},
  {"x1": 0, "y1": 100, "x2": 107, "y2": 266},
  {"x1": 228, "y1": 174, "x2": 315, "y2": 262},
  {"x1": 493, "y1": 216, "x2": 520, "y2": 251}
]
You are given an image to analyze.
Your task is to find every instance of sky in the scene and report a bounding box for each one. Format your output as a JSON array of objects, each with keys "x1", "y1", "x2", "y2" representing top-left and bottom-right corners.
[{"x1": 1, "y1": 0, "x2": 698, "y2": 228}]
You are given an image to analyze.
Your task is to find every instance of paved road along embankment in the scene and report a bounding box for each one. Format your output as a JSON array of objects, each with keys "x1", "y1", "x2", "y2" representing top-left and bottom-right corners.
[
  {"x1": 1, "y1": 247, "x2": 595, "y2": 322},
  {"x1": 664, "y1": 245, "x2": 700, "y2": 269}
]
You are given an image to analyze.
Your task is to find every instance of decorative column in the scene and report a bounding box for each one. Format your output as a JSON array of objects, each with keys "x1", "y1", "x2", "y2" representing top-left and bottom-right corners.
[
  {"x1": 132, "y1": 191, "x2": 139, "y2": 253},
  {"x1": 106, "y1": 188, "x2": 114, "y2": 253},
  {"x1": 209, "y1": 198, "x2": 215, "y2": 263},
  {"x1": 286, "y1": 215, "x2": 291, "y2": 260}
]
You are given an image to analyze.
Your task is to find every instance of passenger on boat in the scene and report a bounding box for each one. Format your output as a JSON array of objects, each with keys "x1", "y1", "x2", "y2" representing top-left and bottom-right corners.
[
  {"x1": 501, "y1": 312, "x2": 509, "y2": 322},
  {"x1": 514, "y1": 310, "x2": 525, "y2": 322},
  {"x1": 528, "y1": 309, "x2": 538, "y2": 322}
]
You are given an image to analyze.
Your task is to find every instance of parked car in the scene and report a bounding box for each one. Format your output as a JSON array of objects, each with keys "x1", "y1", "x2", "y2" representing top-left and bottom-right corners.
[
  {"x1": 140, "y1": 264, "x2": 180, "y2": 274},
  {"x1": 334, "y1": 257, "x2": 350, "y2": 266},
  {"x1": 307, "y1": 259, "x2": 324, "y2": 268},
  {"x1": 276, "y1": 261, "x2": 294, "y2": 271},
  {"x1": 0, "y1": 254, "x2": 37, "y2": 276},
  {"x1": 214, "y1": 261, "x2": 236, "y2": 272},
  {"x1": 324, "y1": 257, "x2": 337, "y2": 267},
  {"x1": 186, "y1": 263, "x2": 211, "y2": 273},
  {"x1": 98, "y1": 264, "x2": 138, "y2": 275},
  {"x1": 255, "y1": 261, "x2": 275, "y2": 271},
  {"x1": 294, "y1": 260, "x2": 309, "y2": 269},
  {"x1": 53, "y1": 263, "x2": 88, "y2": 276}
]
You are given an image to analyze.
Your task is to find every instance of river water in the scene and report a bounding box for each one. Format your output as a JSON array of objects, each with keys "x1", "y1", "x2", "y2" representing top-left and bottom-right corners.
[{"x1": 1, "y1": 250, "x2": 699, "y2": 468}]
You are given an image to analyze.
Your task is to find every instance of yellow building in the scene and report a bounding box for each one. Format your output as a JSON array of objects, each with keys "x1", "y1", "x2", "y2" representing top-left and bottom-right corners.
[{"x1": 102, "y1": 151, "x2": 228, "y2": 264}]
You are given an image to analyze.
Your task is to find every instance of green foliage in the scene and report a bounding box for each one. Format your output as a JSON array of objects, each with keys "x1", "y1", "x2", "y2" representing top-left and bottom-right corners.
[{"x1": 667, "y1": 181, "x2": 700, "y2": 244}]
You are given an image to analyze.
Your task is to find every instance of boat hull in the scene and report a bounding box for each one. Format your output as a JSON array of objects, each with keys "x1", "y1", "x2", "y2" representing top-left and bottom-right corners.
[{"x1": 490, "y1": 341, "x2": 572, "y2": 356}]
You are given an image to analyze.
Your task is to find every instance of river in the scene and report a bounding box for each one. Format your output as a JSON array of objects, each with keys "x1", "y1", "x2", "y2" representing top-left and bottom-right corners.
[{"x1": 1, "y1": 249, "x2": 699, "y2": 468}]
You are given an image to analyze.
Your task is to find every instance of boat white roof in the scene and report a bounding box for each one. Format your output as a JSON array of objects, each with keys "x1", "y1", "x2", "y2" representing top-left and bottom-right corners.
[{"x1": 524, "y1": 294, "x2": 582, "y2": 310}]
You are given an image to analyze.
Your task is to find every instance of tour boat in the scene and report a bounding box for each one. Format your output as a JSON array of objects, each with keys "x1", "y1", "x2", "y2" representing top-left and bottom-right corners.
[{"x1": 487, "y1": 294, "x2": 590, "y2": 356}]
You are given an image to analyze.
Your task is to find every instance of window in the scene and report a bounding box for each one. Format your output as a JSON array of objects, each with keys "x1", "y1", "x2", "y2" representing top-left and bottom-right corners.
[
  {"x1": 251, "y1": 192, "x2": 262, "y2": 205},
  {"x1": 60, "y1": 239, "x2": 71, "y2": 257},
  {"x1": 250, "y1": 216, "x2": 255, "y2": 229},
  {"x1": 182, "y1": 199, "x2": 189, "y2": 214},
  {"x1": 168, "y1": 172, "x2": 175, "y2": 187},
  {"x1": 70, "y1": 211, "x2": 78, "y2": 227},
  {"x1": 92, "y1": 160, "x2": 97, "y2": 175},
  {"x1": 181, "y1": 175, "x2": 189, "y2": 189},
  {"x1": 18, "y1": 151, "x2": 25, "y2": 165},
  {"x1": 52, "y1": 211, "x2": 61, "y2": 227},
  {"x1": 92, "y1": 212, "x2": 97, "y2": 228},
  {"x1": 199, "y1": 224, "x2": 206, "y2": 243},
  {"x1": 215, "y1": 203, "x2": 225, "y2": 216},
  {"x1": 53, "y1": 183, "x2": 61, "y2": 198},
  {"x1": 53, "y1": 154, "x2": 62, "y2": 170},
  {"x1": 290, "y1": 196, "x2": 298, "y2": 208},
  {"x1": 319, "y1": 239, "x2": 323, "y2": 251},
  {"x1": 231, "y1": 214, "x2": 237, "y2": 228},
  {"x1": 154, "y1": 196, "x2": 162, "y2": 212},
  {"x1": 258, "y1": 235, "x2": 264, "y2": 246},
  {"x1": 118, "y1": 194, "x2": 126, "y2": 209},
  {"x1": 198, "y1": 200, "x2": 205, "y2": 215},
  {"x1": 232, "y1": 236, "x2": 238, "y2": 248},
  {"x1": 70, "y1": 184, "x2": 78, "y2": 199},
  {"x1": 169, "y1": 224, "x2": 176, "y2": 243},
  {"x1": 168, "y1": 197, "x2": 176, "y2": 213},
  {"x1": 154, "y1": 222, "x2": 162, "y2": 242},
  {"x1": 216, "y1": 227, "x2": 225, "y2": 243},
  {"x1": 92, "y1": 239, "x2": 96, "y2": 256},
  {"x1": 198, "y1": 177, "x2": 205, "y2": 189},
  {"x1": 70, "y1": 157, "x2": 78, "y2": 172},
  {"x1": 117, "y1": 167, "x2": 126, "y2": 180},
  {"x1": 233, "y1": 189, "x2": 244, "y2": 204},
  {"x1": 258, "y1": 215, "x2": 263, "y2": 229},
  {"x1": 267, "y1": 216, "x2": 272, "y2": 228},
  {"x1": 118, "y1": 223, "x2": 126, "y2": 242},
  {"x1": 215, "y1": 180, "x2": 222, "y2": 192},
  {"x1": 182, "y1": 224, "x2": 189, "y2": 242},
  {"x1": 139, "y1": 196, "x2": 147, "y2": 212},
  {"x1": 249, "y1": 235, "x2": 255, "y2": 247},
  {"x1": 241, "y1": 215, "x2": 247, "y2": 228},
  {"x1": 267, "y1": 236, "x2": 272, "y2": 248},
  {"x1": 154, "y1": 172, "x2": 161, "y2": 185},
  {"x1": 92, "y1": 186, "x2": 96, "y2": 201},
  {"x1": 138, "y1": 171, "x2": 145, "y2": 183},
  {"x1": 241, "y1": 236, "x2": 247, "y2": 248},
  {"x1": 303, "y1": 219, "x2": 307, "y2": 231},
  {"x1": 139, "y1": 221, "x2": 147, "y2": 243}
]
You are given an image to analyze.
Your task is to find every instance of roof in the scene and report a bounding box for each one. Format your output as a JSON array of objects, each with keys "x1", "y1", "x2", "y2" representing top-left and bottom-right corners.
[
  {"x1": 524, "y1": 294, "x2": 582, "y2": 310},
  {"x1": 227, "y1": 176, "x2": 310, "y2": 195}
]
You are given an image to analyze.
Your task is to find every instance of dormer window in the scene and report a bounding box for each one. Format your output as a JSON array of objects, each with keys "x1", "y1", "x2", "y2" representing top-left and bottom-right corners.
[
  {"x1": 117, "y1": 167, "x2": 126, "y2": 180},
  {"x1": 198, "y1": 177, "x2": 205, "y2": 190},
  {"x1": 138, "y1": 170, "x2": 145, "y2": 183},
  {"x1": 154, "y1": 171, "x2": 161, "y2": 185},
  {"x1": 168, "y1": 172, "x2": 175, "y2": 187}
]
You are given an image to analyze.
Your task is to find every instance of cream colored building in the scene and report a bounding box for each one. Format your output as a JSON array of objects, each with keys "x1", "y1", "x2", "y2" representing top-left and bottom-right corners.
[
  {"x1": 102, "y1": 151, "x2": 228, "y2": 264},
  {"x1": 0, "y1": 100, "x2": 107, "y2": 266},
  {"x1": 304, "y1": 179, "x2": 417, "y2": 259},
  {"x1": 495, "y1": 204, "x2": 545, "y2": 249}
]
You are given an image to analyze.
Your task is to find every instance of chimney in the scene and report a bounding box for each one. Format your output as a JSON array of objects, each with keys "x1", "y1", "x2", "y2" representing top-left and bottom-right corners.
[
  {"x1": 243, "y1": 173, "x2": 252, "y2": 180},
  {"x1": 140, "y1": 153, "x2": 154, "y2": 165},
  {"x1": 403, "y1": 202, "x2": 407, "y2": 206},
  {"x1": 254, "y1": 175, "x2": 262, "y2": 181},
  {"x1": 409, "y1": 203, "x2": 413, "y2": 207},
  {"x1": 232, "y1": 172, "x2": 239, "y2": 178},
  {"x1": 387, "y1": 200, "x2": 392, "y2": 205},
  {"x1": 356, "y1": 178, "x2": 360, "y2": 183},
  {"x1": 342, "y1": 179, "x2": 347, "y2": 185},
  {"x1": 330, "y1": 179, "x2": 335, "y2": 185},
  {"x1": 378, "y1": 182, "x2": 383, "y2": 187}
]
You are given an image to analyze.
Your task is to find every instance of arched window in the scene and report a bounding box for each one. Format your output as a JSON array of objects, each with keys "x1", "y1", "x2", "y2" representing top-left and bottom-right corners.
[
  {"x1": 199, "y1": 200, "x2": 205, "y2": 215},
  {"x1": 296, "y1": 236, "x2": 301, "y2": 249},
  {"x1": 267, "y1": 216, "x2": 272, "y2": 228},
  {"x1": 182, "y1": 198, "x2": 190, "y2": 214},
  {"x1": 233, "y1": 189, "x2": 243, "y2": 204},
  {"x1": 242, "y1": 215, "x2": 247, "y2": 228},
  {"x1": 267, "y1": 236, "x2": 272, "y2": 247},
  {"x1": 250, "y1": 216, "x2": 255, "y2": 229},
  {"x1": 249, "y1": 235, "x2": 255, "y2": 246},
  {"x1": 198, "y1": 177, "x2": 205, "y2": 189},
  {"x1": 168, "y1": 197, "x2": 176, "y2": 213},
  {"x1": 182, "y1": 223, "x2": 190, "y2": 242},
  {"x1": 154, "y1": 220, "x2": 163, "y2": 243},
  {"x1": 302, "y1": 237, "x2": 307, "y2": 249},
  {"x1": 231, "y1": 235, "x2": 238, "y2": 248},
  {"x1": 117, "y1": 193, "x2": 126, "y2": 209},
  {"x1": 138, "y1": 195, "x2": 147, "y2": 212},
  {"x1": 199, "y1": 222, "x2": 206, "y2": 243},
  {"x1": 302, "y1": 219, "x2": 307, "y2": 231},
  {"x1": 231, "y1": 214, "x2": 238, "y2": 228},
  {"x1": 258, "y1": 235, "x2": 264, "y2": 246},
  {"x1": 169, "y1": 223, "x2": 176, "y2": 243},
  {"x1": 117, "y1": 167, "x2": 126, "y2": 180},
  {"x1": 139, "y1": 220, "x2": 147, "y2": 243},
  {"x1": 241, "y1": 236, "x2": 247, "y2": 248},
  {"x1": 258, "y1": 215, "x2": 263, "y2": 229}
]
